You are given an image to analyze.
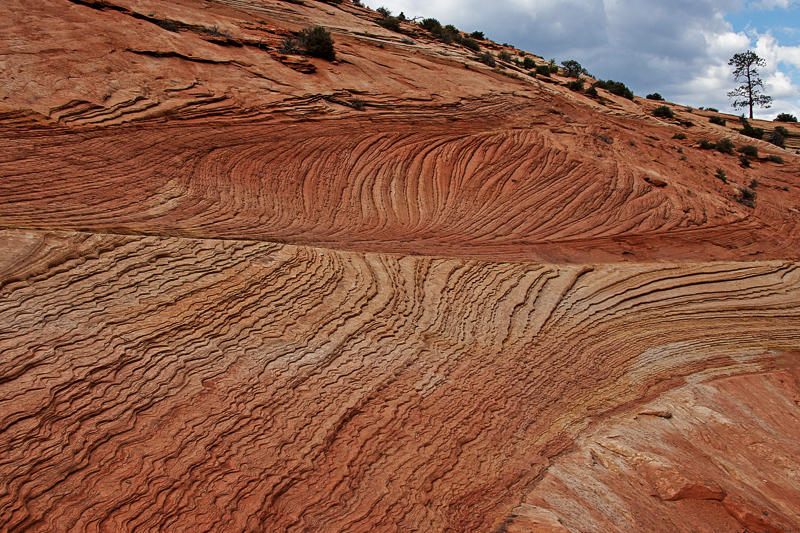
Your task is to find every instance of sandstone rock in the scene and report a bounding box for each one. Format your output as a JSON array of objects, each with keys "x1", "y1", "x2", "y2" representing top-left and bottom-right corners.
[{"x1": 0, "y1": 0, "x2": 799, "y2": 531}]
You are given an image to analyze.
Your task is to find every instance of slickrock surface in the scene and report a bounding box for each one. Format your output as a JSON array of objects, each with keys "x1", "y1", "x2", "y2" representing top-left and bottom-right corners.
[{"x1": 1, "y1": 0, "x2": 799, "y2": 532}]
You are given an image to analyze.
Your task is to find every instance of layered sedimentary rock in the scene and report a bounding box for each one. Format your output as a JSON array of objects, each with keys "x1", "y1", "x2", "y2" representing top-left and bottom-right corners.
[{"x1": 1, "y1": 0, "x2": 799, "y2": 532}]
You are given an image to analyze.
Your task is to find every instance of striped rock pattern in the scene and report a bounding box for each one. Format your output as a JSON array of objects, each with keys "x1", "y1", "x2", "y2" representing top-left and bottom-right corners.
[
  {"x1": 2, "y1": 0, "x2": 800, "y2": 531},
  {"x1": 1, "y1": 229, "x2": 799, "y2": 531}
]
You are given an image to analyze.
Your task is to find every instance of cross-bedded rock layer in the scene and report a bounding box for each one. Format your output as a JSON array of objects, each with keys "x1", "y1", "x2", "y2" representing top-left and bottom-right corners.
[
  {"x1": 2, "y1": 0, "x2": 800, "y2": 531},
  {"x1": 1, "y1": 230, "x2": 799, "y2": 532}
]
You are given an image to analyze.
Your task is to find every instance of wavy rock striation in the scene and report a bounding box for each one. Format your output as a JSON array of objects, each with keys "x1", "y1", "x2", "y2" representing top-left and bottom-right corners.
[
  {"x1": 1, "y1": 0, "x2": 800, "y2": 531},
  {"x1": 1, "y1": 229, "x2": 799, "y2": 531}
]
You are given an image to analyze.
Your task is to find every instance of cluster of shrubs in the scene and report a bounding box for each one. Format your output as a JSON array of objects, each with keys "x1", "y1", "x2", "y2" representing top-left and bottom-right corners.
[
  {"x1": 698, "y1": 138, "x2": 734, "y2": 154},
  {"x1": 417, "y1": 17, "x2": 483, "y2": 51},
  {"x1": 534, "y1": 62, "x2": 559, "y2": 77},
  {"x1": 566, "y1": 78, "x2": 584, "y2": 92},
  {"x1": 775, "y1": 113, "x2": 797, "y2": 122},
  {"x1": 709, "y1": 116, "x2": 726, "y2": 126},
  {"x1": 592, "y1": 79, "x2": 634, "y2": 100},
  {"x1": 646, "y1": 93, "x2": 664, "y2": 101},
  {"x1": 376, "y1": 7, "x2": 403, "y2": 32},
  {"x1": 737, "y1": 117, "x2": 789, "y2": 147},
  {"x1": 280, "y1": 25, "x2": 336, "y2": 60}
]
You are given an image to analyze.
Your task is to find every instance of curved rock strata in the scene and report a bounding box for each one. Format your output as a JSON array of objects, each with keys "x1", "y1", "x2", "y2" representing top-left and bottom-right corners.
[
  {"x1": 1, "y1": 229, "x2": 799, "y2": 532},
  {"x1": 2, "y1": 0, "x2": 800, "y2": 531}
]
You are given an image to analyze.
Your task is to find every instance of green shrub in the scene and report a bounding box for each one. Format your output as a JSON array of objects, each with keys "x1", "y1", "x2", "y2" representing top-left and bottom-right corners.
[
  {"x1": 593, "y1": 79, "x2": 634, "y2": 100},
  {"x1": 750, "y1": 179, "x2": 759, "y2": 189},
  {"x1": 646, "y1": 93, "x2": 664, "y2": 100},
  {"x1": 672, "y1": 133, "x2": 687, "y2": 140},
  {"x1": 766, "y1": 154, "x2": 784, "y2": 164},
  {"x1": 739, "y1": 155, "x2": 751, "y2": 167},
  {"x1": 737, "y1": 187, "x2": 756, "y2": 207},
  {"x1": 653, "y1": 105, "x2": 674, "y2": 119},
  {"x1": 715, "y1": 168, "x2": 727, "y2": 183},
  {"x1": 737, "y1": 144, "x2": 758, "y2": 157},
  {"x1": 561, "y1": 59, "x2": 587, "y2": 78},
  {"x1": 716, "y1": 138, "x2": 735, "y2": 154},
  {"x1": 459, "y1": 37, "x2": 480, "y2": 51},
  {"x1": 498, "y1": 50, "x2": 512, "y2": 62},
  {"x1": 775, "y1": 113, "x2": 797, "y2": 122},
  {"x1": 706, "y1": 107, "x2": 719, "y2": 112},
  {"x1": 709, "y1": 116, "x2": 726, "y2": 126},
  {"x1": 297, "y1": 25, "x2": 335, "y2": 60},
  {"x1": 477, "y1": 51, "x2": 495, "y2": 67},
  {"x1": 585, "y1": 86, "x2": 598, "y2": 98},
  {"x1": 739, "y1": 117, "x2": 764, "y2": 140},
  {"x1": 566, "y1": 78, "x2": 584, "y2": 92},
  {"x1": 279, "y1": 37, "x2": 300, "y2": 54},
  {"x1": 767, "y1": 130, "x2": 786, "y2": 148},
  {"x1": 376, "y1": 6, "x2": 391, "y2": 16},
  {"x1": 378, "y1": 16, "x2": 401, "y2": 32},
  {"x1": 536, "y1": 64, "x2": 551, "y2": 77},
  {"x1": 470, "y1": 31, "x2": 484, "y2": 40},
  {"x1": 699, "y1": 139, "x2": 716, "y2": 150},
  {"x1": 420, "y1": 18, "x2": 442, "y2": 33},
  {"x1": 523, "y1": 56, "x2": 535, "y2": 69},
  {"x1": 775, "y1": 125, "x2": 789, "y2": 137}
]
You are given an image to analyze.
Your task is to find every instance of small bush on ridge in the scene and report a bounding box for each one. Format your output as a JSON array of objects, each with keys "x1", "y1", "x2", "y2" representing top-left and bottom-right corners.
[
  {"x1": 646, "y1": 93, "x2": 664, "y2": 100},
  {"x1": 566, "y1": 78, "x2": 584, "y2": 92},
  {"x1": 738, "y1": 144, "x2": 758, "y2": 157},
  {"x1": 699, "y1": 139, "x2": 716, "y2": 150},
  {"x1": 716, "y1": 138, "x2": 735, "y2": 154},
  {"x1": 653, "y1": 105, "x2": 674, "y2": 119},
  {"x1": 297, "y1": 25, "x2": 335, "y2": 60},
  {"x1": 710, "y1": 116, "x2": 726, "y2": 126},
  {"x1": 477, "y1": 51, "x2": 495, "y2": 67},
  {"x1": 775, "y1": 113, "x2": 797, "y2": 122},
  {"x1": 594, "y1": 79, "x2": 634, "y2": 100}
]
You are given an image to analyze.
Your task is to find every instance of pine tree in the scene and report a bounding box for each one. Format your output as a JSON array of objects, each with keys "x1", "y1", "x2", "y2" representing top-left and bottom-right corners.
[{"x1": 727, "y1": 50, "x2": 772, "y2": 119}]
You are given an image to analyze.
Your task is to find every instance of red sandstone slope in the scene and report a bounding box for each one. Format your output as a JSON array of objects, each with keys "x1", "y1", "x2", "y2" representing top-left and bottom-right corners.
[
  {"x1": 1, "y1": 1, "x2": 800, "y2": 532},
  {"x1": 1, "y1": 0, "x2": 799, "y2": 261}
]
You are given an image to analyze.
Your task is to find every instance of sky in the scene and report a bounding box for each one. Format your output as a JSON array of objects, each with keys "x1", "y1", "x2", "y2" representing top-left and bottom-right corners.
[{"x1": 368, "y1": 0, "x2": 800, "y2": 120}]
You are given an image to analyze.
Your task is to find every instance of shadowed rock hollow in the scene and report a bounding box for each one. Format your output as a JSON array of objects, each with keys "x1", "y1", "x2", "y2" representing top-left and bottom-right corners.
[{"x1": 1, "y1": 0, "x2": 799, "y2": 532}]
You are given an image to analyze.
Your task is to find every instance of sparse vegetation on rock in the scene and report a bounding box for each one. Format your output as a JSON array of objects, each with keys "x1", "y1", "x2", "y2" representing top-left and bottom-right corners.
[
  {"x1": 561, "y1": 59, "x2": 587, "y2": 78},
  {"x1": 593, "y1": 79, "x2": 634, "y2": 100},
  {"x1": 477, "y1": 51, "x2": 496, "y2": 67},
  {"x1": 738, "y1": 144, "x2": 758, "y2": 157},
  {"x1": 715, "y1": 138, "x2": 735, "y2": 154},
  {"x1": 566, "y1": 78, "x2": 584, "y2": 92},
  {"x1": 653, "y1": 105, "x2": 674, "y2": 119},
  {"x1": 295, "y1": 25, "x2": 336, "y2": 60},
  {"x1": 738, "y1": 117, "x2": 765, "y2": 140}
]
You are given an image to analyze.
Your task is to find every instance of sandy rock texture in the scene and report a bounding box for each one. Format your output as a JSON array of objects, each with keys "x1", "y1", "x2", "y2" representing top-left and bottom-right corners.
[{"x1": 1, "y1": 0, "x2": 799, "y2": 532}]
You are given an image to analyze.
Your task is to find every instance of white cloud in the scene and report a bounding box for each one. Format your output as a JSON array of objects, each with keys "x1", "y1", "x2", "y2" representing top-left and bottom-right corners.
[{"x1": 375, "y1": 0, "x2": 800, "y2": 119}]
